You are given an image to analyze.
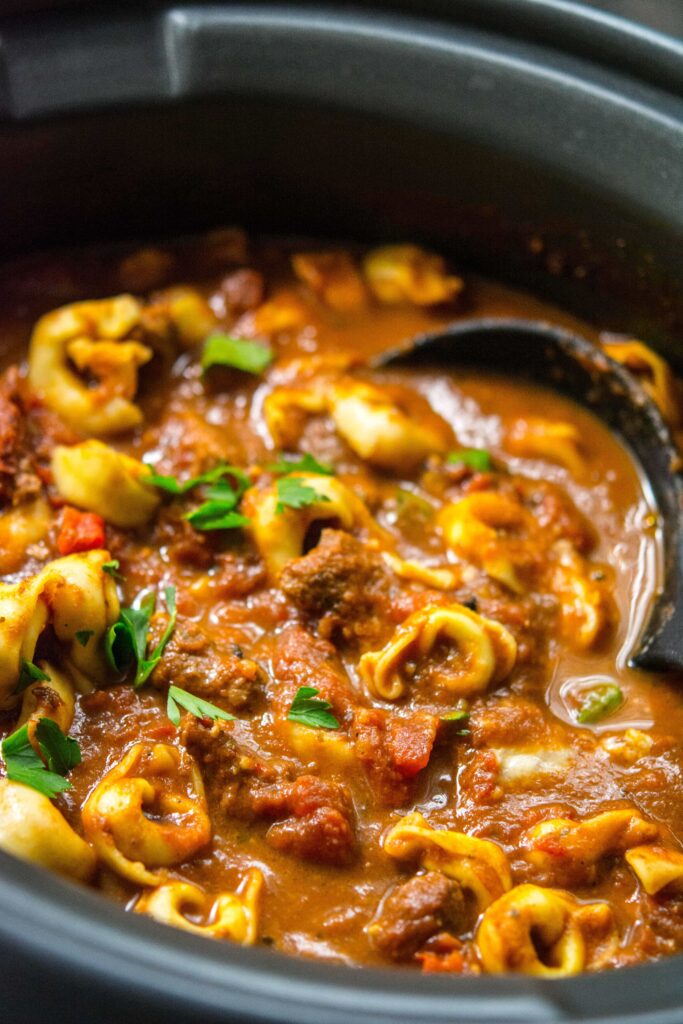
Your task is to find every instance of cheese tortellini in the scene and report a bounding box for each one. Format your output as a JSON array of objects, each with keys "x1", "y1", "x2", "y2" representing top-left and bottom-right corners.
[
  {"x1": 81, "y1": 743, "x2": 211, "y2": 887},
  {"x1": 438, "y1": 491, "x2": 533, "y2": 594},
  {"x1": 136, "y1": 871, "x2": 264, "y2": 944},
  {"x1": 18, "y1": 662, "x2": 76, "y2": 736},
  {"x1": 383, "y1": 812, "x2": 511, "y2": 914},
  {"x1": 625, "y1": 845, "x2": 683, "y2": 895},
  {"x1": 359, "y1": 602, "x2": 516, "y2": 701},
  {"x1": 28, "y1": 290, "x2": 217, "y2": 437},
  {"x1": 0, "y1": 779, "x2": 96, "y2": 882},
  {"x1": 524, "y1": 810, "x2": 659, "y2": 885},
  {"x1": 264, "y1": 374, "x2": 452, "y2": 471},
  {"x1": 362, "y1": 244, "x2": 463, "y2": 306},
  {"x1": 243, "y1": 472, "x2": 383, "y2": 579},
  {"x1": 52, "y1": 440, "x2": 161, "y2": 528},
  {"x1": 505, "y1": 417, "x2": 586, "y2": 478},
  {"x1": 28, "y1": 295, "x2": 154, "y2": 436},
  {"x1": 0, "y1": 550, "x2": 120, "y2": 711},
  {"x1": 476, "y1": 883, "x2": 615, "y2": 976}
]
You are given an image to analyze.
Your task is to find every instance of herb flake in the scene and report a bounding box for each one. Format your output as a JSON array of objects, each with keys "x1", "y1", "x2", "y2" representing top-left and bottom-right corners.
[
  {"x1": 14, "y1": 660, "x2": 50, "y2": 695},
  {"x1": 1, "y1": 719, "x2": 80, "y2": 798},
  {"x1": 268, "y1": 452, "x2": 334, "y2": 477},
  {"x1": 447, "y1": 449, "x2": 492, "y2": 472},
  {"x1": 166, "y1": 685, "x2": 235, "y2": 727},
  {"x1": 201, "y1": 334, "x2": 273, "y2": 375},
  {"x1": 576, "y1": 683, "x2": 624, "y2": 725},
  {"x1": 276, "y1": 476, "x2": 330, "y2": 514},
  {"x1": 287, "y1": 686, "x2": 339, "y2": 730},
  {"x1": 105, "y1": 585, "x2": 177, "y2": 688}
]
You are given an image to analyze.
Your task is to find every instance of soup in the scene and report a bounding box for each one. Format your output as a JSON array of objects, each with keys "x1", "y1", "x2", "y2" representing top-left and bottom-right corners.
[{"x1": 1, "y1": 231, "x2": 682, "y2": 975}]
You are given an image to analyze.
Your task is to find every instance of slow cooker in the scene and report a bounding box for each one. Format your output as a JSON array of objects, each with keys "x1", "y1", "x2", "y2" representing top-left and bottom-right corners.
[{"x1": 1, "y1": 2, "x2": 682, "y2": 1021}]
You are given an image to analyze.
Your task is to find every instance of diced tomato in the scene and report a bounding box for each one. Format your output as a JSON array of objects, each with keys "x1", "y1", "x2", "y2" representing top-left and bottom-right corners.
[
  {"x1": 389, "y1": 712, "x2": 438, "y2": 778},
  {"x1": 418, "y1": 949, "x2": 466, "y2": 973},
  {"x1": 57, "y1": 505, "x2": 106, "y2": 555}
]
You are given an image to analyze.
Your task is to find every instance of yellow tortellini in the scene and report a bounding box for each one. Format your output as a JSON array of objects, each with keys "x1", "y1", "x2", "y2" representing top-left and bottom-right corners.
[
  {"x1": 383, "y1": 811, "x2": 511, "y2": 914},
  {"x1": 602, "y1": 339, "x2": 681, "y2": 429},
  {"x1": 0, "y1": 779, "x2": 96, "y2": 882},
  {"x1": 362, "y1": 244, "x2": 463, "y2": 306},
  {"x1": 291, "y1": 250, "x2": 369, "y2": 312},
  {"x1": 264, "y1": 371, "x2": 451, "y2": 471},
  {"x1": 27, "y1": 290, "x2": 217, "y2": 437},
  {"x1": 476, "y1": 883, "x2": 615, "y2": 976},
  {"x1": 28, "y1": 295, "x2": 154, "y2": 436},
  {"x1": 135, "y1": 871, "x2": 264, "y2": 944},
  {"x1": 0, "y1": 550, "x2": 120, "y2": 711},
  {"x1": 438, "y1": 491, "x2": 533, "y2": 594},
  {"x1": 358, "y1": 602, "x2": 516, "y2": 701},
  {"x1": 262, "y1": 388, "x2": 328, "y2": 450},
  {"x1": 0, "y1": 496, "x2": 52, "y2": 575},
  {"x1": 52, "y1": 440, "x2": 161, "y2": 528},
  {"x1": 505, "y1": 417, "x2": 586, "y2": 478},
  {"x1": 524, "y1": 810, "x2": 659, "y2": 884},
  {"x1": 328, "y1": 378, "x2": 453, "y2": 472},
  {"x1": 625, "y1": 845, "x2": 683, "y2": 896},
  {"x1": 18, "y1": 661, "x2": 76, "y2": 736},
  {"x1": 81, "y1": 743, "x2": 211, "y2": 887},
  {"x1": 243, "y1": 472, "x2": 383, "y2": 579},
  {"x1": 549, "y1": 540, "x2": 612, "y2": 650},
  {"x1": 382, "y1": 551, "x2": 459, "y2": 591}
]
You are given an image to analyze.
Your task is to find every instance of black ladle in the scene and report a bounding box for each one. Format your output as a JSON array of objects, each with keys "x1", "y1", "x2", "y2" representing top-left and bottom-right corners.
[{"x1": 374, "y1": 318, "x2": 683, "y2": 674}]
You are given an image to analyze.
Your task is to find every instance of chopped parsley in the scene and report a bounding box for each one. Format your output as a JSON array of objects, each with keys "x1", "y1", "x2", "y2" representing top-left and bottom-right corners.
[
  {"x1": 146, "y1": 462, "x2": 250, "y2": 497},
  {"x1": 2, "y1": 719, "x2": 80, "y2": 798},
  {"x1": 441, "y1": 708, "x2": 470, "y2": 735},
  {"x1": 145, "y1": 461, "x2": 252, "y2": 533},
  {"x1": 102, "y1": 559, "x2": 125, "y2": 581},
  {"x1": 105, "y1": 585, "x2": 177, "y2": 688},
  {"x1": 14, "y1": 660, "x2": 50, "y2": 695},
  {"x1": 576, "y1": 683, "x2": 623, "y2": 725},
  {"x1": 75, "y1": 630, "x2": 95, "y2": 647},
  {"x1": 287, "y1": 686, "x2": 339, "y2": 730},
  {"x1": 166, "y1": 685, "x2": 235, "y2": 727},
  {"x1": 201, "y1": 334, "x2": 273, "y2": 375},
  {"x1": 276, "y1": 476, "x2": 330, "y2": 514},
  {"x1": 268, "y1": 452, "x2": 334, "y2": 477},
  {"x1": 447, "y1": 448, "x2": 492, "y2": 472}
]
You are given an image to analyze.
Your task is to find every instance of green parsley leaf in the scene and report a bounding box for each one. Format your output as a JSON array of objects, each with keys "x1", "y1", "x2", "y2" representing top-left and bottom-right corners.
[
  {"x1": 186, "y1": 504, "x2": 251, "y2": 532},
  {"x1": 201, "y1": 334, "x2": 273, "y2": 375},
  {"x1": 14, "y1": 660, "x2": 50, "y2": 695},
  {"x1": 576, "y1": 683, "x2": 623, "y2": 725},
  {"x1": 75, "y1": 630, "x2": 95, "y2": 647},
  {"x1": 136, "y1": 586, "x2": 177, "y2": 689},
  {"x1": 447, "y1": 448, "x2": 492, "y2": 472},
  {"x1": 441, "y1": 709, "x2": 470, "y2": 735},
  {"x1": 146, "y1": 462, "x2": 251, "y2": 497},
  {"x1": 267, "y1": 452, "x2": 334, "y2": 477},
  {"x1": 287, "y1": 686, "x2": 339, "y2": 730},
  {"x1": 102, "y1": 559, "x2": 125, "y2": 581},
  {"x1": 276, "y1": 476, "x2": 330, "y2": 514},
  {"x1": 35, "y1": 718, "x2": 81, "y2": 774},
  {"x1": 166, "y1": 685, "x2": 235, "y2": 727},
  {"x1": 1, "y1": 720, "x2": 78, "y2": 798},
  {"x1": 104, "y1": 586, "x2": 177, "y2": 688}
]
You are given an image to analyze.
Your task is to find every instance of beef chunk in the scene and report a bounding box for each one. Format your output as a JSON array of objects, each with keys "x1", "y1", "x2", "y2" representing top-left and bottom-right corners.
[
  {"x1": 279, "y1": 529, "x2": 393, "y2": 642},
  {"x1": 270, "y1": 623, "x2": 356, "y2": 724},
  {"x1": 151, "y1": 623, "x2": 264, "y2": 712},
  {"x1": 255, "y1": 775, "x2": 357, "y2": 866},
  {"x1": 370, "y1": 872, "x2": 466, "y2": 961},
  {"x1": 353, "y1": 707, "x2": 438, "y2": 807},
  {"x1": 0, "y1": 368, "x2": 41, "y2": 508}
]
